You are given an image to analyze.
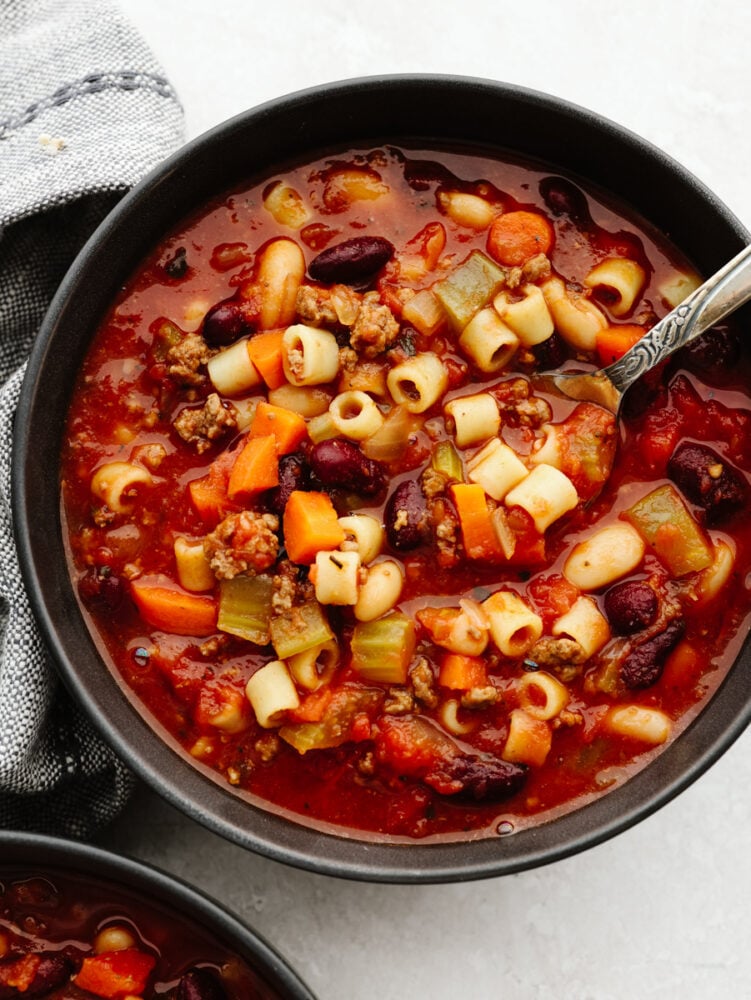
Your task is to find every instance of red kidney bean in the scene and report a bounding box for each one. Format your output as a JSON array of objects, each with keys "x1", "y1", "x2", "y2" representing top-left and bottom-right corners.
[
  {"x1": 308, "y1": 236, "x2": 394, "y2": 284},
  {"x1": 384, "y1": 479, "x2": 430, "y2": 550},
  {"x1": 530, "y1": 331, "x2": 569, "y2": 371},
  {"x1": 266, "y1": 452, "x2": 310, "y2": 516},
  {"x1": 539, "y1": 176, "x2": 591, "y2": 226},
  {"x1": 667, "y1": 441, "x2": 747, "y2": 524},
  {"x1": 202, "y1": 296, "x2": 255, "y2": 347},
  {"x1": 621, "y1": 618, "x2": 685, "y2": 689},
  {"x1": 675, "y1": 324, "x2": 741, "y2": 375},
  {"x1": 0, "y1": 954, "x2": 73, "y2": 999},
  {"x1": 177, "y1": 968, "x2": 227, "y2": 1000},
  {"x1": 78, "y1": 567, "x2": 125, "y2": 612},
  {"x1": 308, "y1": 439, "x2": 385, "y2": 496},
  {"x1": 428, "y1": 753, "x2": 528, "y2": 803},
  {"x1": 604, "y1": 580, "x2": 658, "y2": 635}
]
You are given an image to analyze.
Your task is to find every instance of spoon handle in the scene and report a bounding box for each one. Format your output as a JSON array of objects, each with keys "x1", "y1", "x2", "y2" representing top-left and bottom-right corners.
[{"x1": 603, "y1": 242, "x2": 751, "y2": 395}]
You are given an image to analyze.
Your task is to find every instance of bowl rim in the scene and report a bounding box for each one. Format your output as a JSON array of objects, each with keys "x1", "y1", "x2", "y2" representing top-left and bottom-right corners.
[
  {"x1": 0, "y1": 830, "x2": 316, "y2": 998},
  {"x1": 12, "y1": 73, "x2": 751, "y2": 883}
]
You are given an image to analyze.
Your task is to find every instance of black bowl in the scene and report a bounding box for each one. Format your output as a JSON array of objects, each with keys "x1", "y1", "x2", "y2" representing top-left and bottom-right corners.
[
  {"x1": 0, "y1": 831, "x2": 315, "y2": 998},
  {"x1": 13, "y1": 75, "x2": 751, "y2": 882}
]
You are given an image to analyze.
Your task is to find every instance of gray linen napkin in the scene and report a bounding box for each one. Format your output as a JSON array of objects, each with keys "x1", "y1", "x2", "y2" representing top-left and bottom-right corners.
[{"x1": 0, "y1": 0, "x2": 184, "y2": 835}]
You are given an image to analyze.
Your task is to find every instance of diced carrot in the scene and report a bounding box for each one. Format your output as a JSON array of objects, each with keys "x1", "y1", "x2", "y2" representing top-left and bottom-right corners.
[
  {"x1": 249, "y1": 400, "x2": 308, "y2": 454},
  {"x1": 595, "y1": 324, "x2": 645, "y2": 367},
  {"x1": 74, "y1": 949, "x2": 156, "y2": 999},
  {"x1": 450, "y1": 483, "x2": 505, "y2": 562},
  {"x1": 187, "y1": 448, "x2": 238, "y2": 526},
  {"x1": 283, "y1": 490, "x2": 345, "y2": 564},
  {"x1": 227, "y1": 433, "x2": 279, "y2": 502},
  {"x1": 486, "y1": 210, "x2": 554, "y2": 266},
  {"x1": 247, "y1": 329, "x2": 286, "y2": 389},
  {"x1": 439, "y1": 653, "x2": 488, "y2": 690},
  {"x1": 130, "y1": 577, "x2": 217, "y2": 636},
  {"x1": 286, "y1": 687, "x2": 334, "y2": 724}
]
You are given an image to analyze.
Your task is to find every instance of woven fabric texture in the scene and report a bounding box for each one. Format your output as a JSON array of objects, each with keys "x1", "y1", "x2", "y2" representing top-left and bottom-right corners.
[{"x1": 0, "y1": 0, "x2": 184, "y2": 836}]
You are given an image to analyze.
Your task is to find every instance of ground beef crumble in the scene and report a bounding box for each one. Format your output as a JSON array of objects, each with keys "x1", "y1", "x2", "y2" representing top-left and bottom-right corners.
[
  {"x1": 173, "y1": 393, "x2": 237, "y2": 453},
  {"x1": 350, "y1": 292, "x2": 399, "y2": 357},
  {"x1": 204, "y1": 510, "x2": 280, "y2": 579},
  {"x1": 166, "y1": 332, "x2": 212, "y2": 386}
]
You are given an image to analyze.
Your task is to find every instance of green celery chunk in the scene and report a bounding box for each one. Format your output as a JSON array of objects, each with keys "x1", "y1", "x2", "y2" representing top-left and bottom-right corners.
[
  {"x1": 350, "y1": 612, "x2": 416, "y2": 684},
  {"x1": 623, "y1": 484, "x2": 713, "y2": 577},
  {"x1": 280, "y1": 686, "x2": 383, "y2": 754},
  {"x1": 270, "y1": 600, "x2": 334, "y2": 660},
  {"x1": 431, "y1": 439, "x2": 463, "y2": 483},
  {"x1": 433, "y1": 251, "x2": 506, "y2": 332},
  {"x1": 152, "y1": 318, "x2": 184, "y2": 360},
  {"x1": 217, "y1": 575, "x2": 273, "y2": 644}
]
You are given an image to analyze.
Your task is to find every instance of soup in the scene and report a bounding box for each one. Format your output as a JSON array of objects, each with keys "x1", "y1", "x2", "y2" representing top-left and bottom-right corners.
[{"x1": 61, "y1": 145, "x2": 751, "y2": 840}]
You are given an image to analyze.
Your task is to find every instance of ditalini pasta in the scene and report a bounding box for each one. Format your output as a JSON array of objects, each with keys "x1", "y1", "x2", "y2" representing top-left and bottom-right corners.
[{"x1": 65, "y1": 142, "x2": 751, "y2": 841}]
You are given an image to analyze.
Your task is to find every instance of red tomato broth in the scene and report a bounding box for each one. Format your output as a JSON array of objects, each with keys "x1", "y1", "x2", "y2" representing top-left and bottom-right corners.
[
  {"x1": 61, "y1": 144, "x2": 751, "y2": 842},
  {"x1": 0, "y1": 869, "x2": 264, "y2": 998}
]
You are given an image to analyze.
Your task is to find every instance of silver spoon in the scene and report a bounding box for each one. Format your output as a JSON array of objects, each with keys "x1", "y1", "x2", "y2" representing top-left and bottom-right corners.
[{"x1": 533, "y1": 242, "x2": 751, "y2": 415}]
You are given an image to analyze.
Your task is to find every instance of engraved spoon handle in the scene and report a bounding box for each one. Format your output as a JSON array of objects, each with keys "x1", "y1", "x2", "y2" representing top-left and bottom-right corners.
[{"x1": 603, "y1": 242, "x2": 751, "y2": 395}]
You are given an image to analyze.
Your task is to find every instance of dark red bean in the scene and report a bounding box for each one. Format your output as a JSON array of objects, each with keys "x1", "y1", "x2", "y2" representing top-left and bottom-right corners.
[
  {"x1": 177, "y1": 968, "x2": 227, "y2": 1000},
  {"x1": 667, "y1": 441, "x2": 747, "y2": 524},
  {"x1": 621, "y1": 618, "x2": 685, "y2": 689},
  {"x1": 384, "y1": 479, "x2": 430, "y2": 550},
  {"x1": 202, "y1": 297, "x2": 255, "y2": 347},
  {"x1": 604, "y1": 581, "x2": 658, "y2": 635},
  {"x1": 530, "y1": 331, "x2": 569, "y2": 371},
  {"x1": 0, "y1": 954, "x2": 73, "y2": 999},
  {"x1": 675, "y1": 324, "x2": 741, "y2": 375},
  {"x1": 308, "y1": 236, "x2": 394, "y2": 284},
  {"x1": 266, "y1": 452, "x2": 310, "y2": 517},
  {"x1": 308, "y1": 439, "x2": 385, "y2": 496},
  {"x1": 78, "y1": 567, "x2": 125, "y2": 612},
  {"x1": 539, "y1": 176, "x2": 591, "y2": 226},
  {"x1": 427, "y1": 753, "x2": 528, "y2": 803}
]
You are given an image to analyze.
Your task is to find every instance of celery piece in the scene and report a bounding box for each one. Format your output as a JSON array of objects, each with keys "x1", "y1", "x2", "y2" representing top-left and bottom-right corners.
[
  {"x1": 152, "y1": 318, "x2": 184, "y2": 360},
  {"x1": 270, "y1": 600, "x2": 334, "y2": 660},
  {"x1": 431, "y1": 439, "x2": 463, "y2": 483},
  {"x1": 350, "y1": 612, "x2": 416, "y2": 684},
  {"x1": 433, "y1": 251, "x2": 506, "y2": 332},
  {"x1": 623, "y1": 484, "x2": 713, "y2": 577},
  {"x1": 280, "y1": 686, "x2": 383, "y2": 754},
  {"x1": 217, "y1": 574, "x2": 273, "y2": 644}
]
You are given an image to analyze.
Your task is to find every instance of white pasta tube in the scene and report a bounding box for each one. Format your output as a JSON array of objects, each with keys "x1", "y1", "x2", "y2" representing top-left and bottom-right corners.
[
  {"x1": 517, "y1": 671, "x2": 569, "y2": 721},
  {"x1": 207, "y1": 338, "x2": 262, "y2": 396},
  {"x1": 605, "y1": 705, "x2": 671, "y2": 745},
  {"x1": 695, "y1": 537, "x2": 735, "y2": 604},
  {"x1": 245, "y1": 660, "x2": 300, "y2": 728},
  {"x1": 354, "y1": 559, "x2": 404, "y2": 622},
  {"x1": 312, "y1": 550, "x2": 361, "y2": 605},
  {"x1": 483, "y1": 590, "x2": 542, "y2": 658},
  {"x1": 493, "y1": 285, "x2": 554, "y2": 346},
  {"x1": 438, "y1": 698, "x2": 478, "y2": 736},
  {"x1": 438, "y1": 191, "x2": 495, "y2": 230},
  {"x1": 91, "y1": 461, "x2": 152, "y2": 514},
  {"x1": 329, "y1": 391, "x2": 385, "y2": 440},
  {"x1": 502, "y1": 709, "x2": 552, "y2": 767},
  {"x1": 584, "y1": 258, "x2": 646, "y2": 317},
  {"x1": 282, "y1": 324, "x2": 340, "y2": 386},
  {"x1": 458, "y1": 308, "x2": 519, "y2": 372},
  {"x1": 540, "y1": 276, "x2": 607, "y2": 351},
  {"x1": 257, "y1": 237, "x2": 305, "y2": 329},
  {"x1": 659, "y1": 271, "x2": 701, "y2": 309},
  {"x1": 287, "y1": 639, "x2": 339, "y2": 691},
  {"x1": 563, "y1": 523, "x2": 646, "y2": 590},
  {"x1": 386, "y1": 353, "x2": 448, "y2": 413},
  {"x1": 504, "y1": 464, "x2": 578, "y2": 533},
  {"x1": 174, "y1": 537, "x2": 215, "y2": 592},
  {"x1": 467, "y1": 438, "x2": 529, "y2": 501},
  {"x1": 443, "y1": 600, "x2": 490, "y2": 656},
  {"x1": 338, "y1": 514, "x2": 384, "y2": 564},
  {"x1": 552, "y1": 596, "x2": 610, "y2": 659},
  {"x1": 444, "y1": 392, "x2": 500, "y2": 448}
]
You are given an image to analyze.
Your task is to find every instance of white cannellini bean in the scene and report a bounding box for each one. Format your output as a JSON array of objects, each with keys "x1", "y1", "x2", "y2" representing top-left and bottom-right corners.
[
  {"x1": 563, "y1": 522, "x2": 646, "y2": 591},
  {"x1": 354, "y1": 559, "x2": 404, "y2": 621}
]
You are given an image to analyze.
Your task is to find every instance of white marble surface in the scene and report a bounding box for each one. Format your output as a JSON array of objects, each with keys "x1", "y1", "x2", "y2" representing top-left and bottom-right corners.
[{"x1": 99, "y1": 3, "x2": 751, "y2": 997}]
